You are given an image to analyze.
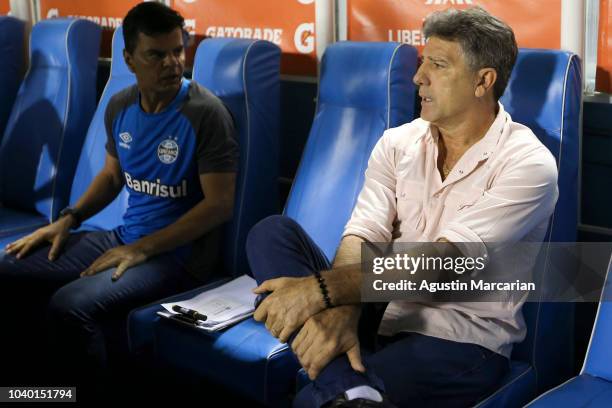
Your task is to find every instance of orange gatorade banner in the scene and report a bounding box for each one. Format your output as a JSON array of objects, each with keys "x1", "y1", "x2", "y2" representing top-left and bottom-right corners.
[
  {"x1": 39, "y1": 0, "x2": 143, "y2": 57},
  {"x1": 598, "y1": 0, "x2": 612, "y2": 93},
  {"x1": 0, "y1": 0, "x2": 9, "y2": 15},
  {"x1": 172, "y1": 0, "x2": 317, "y2": 76},
  {"x1": 348, "y1": 0, "x2": 561, "y2": 51}
]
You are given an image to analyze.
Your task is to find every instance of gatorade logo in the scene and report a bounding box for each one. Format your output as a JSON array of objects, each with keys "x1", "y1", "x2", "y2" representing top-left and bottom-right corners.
[
  {"x1": 47, "y1": 8, "x2": 59, "y2": 18},
  {"x1": 294, "y1": 23, "x2": 314, "y2": 54},
  {"x1": 425, "y1": 0, "x2": 474, "y2": 5}
]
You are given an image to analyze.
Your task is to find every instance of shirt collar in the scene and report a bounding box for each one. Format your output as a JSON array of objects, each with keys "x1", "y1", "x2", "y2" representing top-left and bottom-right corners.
[{"x1": 426, "y1": 102, "x2": 509, "y2": 185}]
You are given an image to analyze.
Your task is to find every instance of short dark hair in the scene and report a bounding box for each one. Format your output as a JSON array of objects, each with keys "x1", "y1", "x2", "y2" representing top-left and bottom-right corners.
[
  {"x1": 122, "y1": 2, "x2": 185, "y2": 54},
  {"x1": 423, "y1": 7, "x2": 518, "y2": 101}
]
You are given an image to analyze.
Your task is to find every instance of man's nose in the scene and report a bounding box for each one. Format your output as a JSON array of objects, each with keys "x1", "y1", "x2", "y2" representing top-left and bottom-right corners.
[
  {"x1": 413, "y1": 66, "x2": 426, "y2": 86},
  {"x1": 162, "y1": 53, "x2": 180, "y2": 67}
]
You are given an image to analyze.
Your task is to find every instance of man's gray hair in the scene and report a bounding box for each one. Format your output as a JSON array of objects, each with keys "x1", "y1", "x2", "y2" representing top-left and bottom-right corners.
[{"x1": 423, "y1": 7, "x2": 518, "y2": 101}]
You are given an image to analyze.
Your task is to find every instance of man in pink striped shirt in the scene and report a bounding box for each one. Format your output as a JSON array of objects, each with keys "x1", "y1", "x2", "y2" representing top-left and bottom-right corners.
[{"x1": 247, "y1": 7, "x2": 558, "y2": 408}]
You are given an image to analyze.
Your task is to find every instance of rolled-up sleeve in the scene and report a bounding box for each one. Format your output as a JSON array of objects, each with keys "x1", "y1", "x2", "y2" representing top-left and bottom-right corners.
[
  {"x1": 435, "y1": 146, "x2": 558, "y2": 260},
  {"x1": 343, "y1": 131, "x2": 397, "y2": 242}
]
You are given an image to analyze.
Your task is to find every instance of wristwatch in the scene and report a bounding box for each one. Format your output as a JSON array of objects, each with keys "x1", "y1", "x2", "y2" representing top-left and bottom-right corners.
[{"x1": 59, "y1": 206, "x2": 82, "y2": 229}]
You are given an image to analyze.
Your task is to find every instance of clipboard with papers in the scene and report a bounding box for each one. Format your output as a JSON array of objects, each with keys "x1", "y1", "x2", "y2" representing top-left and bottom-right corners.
[{"x1": 157, "y1": 274, "x2": 257, "y2": 332}]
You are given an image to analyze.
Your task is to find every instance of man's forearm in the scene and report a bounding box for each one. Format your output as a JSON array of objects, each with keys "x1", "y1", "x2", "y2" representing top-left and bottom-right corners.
[
  {"x1": 320, "y1": 235, "x2": 365, "y2": 305},
  {"x1": 321, "y1": 236, "x2": 463, "y2": 306},
  {"x1": 72, "y1": 170, "x2": 123, "y2": 223},
  {"x1": 130, "y1": 198, "x2": 232, "y2": 258}
]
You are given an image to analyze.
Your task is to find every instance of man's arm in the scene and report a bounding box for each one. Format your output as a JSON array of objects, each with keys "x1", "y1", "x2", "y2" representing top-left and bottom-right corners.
[
  {"x1": 130, "y1": 172, "x2": 235, "y2": 256},
  {"x1": 81, "y1": 172, "x2": 235, "y2": 280},
  {"x1": 71, "y1": 153, "x2": 124, "y2": 221}
]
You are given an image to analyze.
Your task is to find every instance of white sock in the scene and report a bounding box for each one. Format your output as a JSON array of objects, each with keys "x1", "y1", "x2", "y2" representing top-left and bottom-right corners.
[{"x1": 344, "y1": 385, "x2": 383, "y2": 402}]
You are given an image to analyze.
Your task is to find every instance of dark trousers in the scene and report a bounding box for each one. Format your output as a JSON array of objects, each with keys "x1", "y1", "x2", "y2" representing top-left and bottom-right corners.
[
  {"x1": 0, "y1": 230, "x2": 199, "y2": 388},
  {"x1": 246, "y1": 215, "x2": 510, "y2": 408}
]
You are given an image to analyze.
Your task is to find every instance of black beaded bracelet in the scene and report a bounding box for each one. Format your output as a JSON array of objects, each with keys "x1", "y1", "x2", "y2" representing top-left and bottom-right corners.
[{"x1": 313, "y1": 270, "x2": 334, "y2": 309}]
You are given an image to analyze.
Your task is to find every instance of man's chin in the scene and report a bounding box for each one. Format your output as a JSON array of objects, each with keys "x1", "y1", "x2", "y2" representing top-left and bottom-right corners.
[
  {"x1": 420, "y1": 112, "x2": 435, "y2": 122},
  {"x1": 158, "y1": 80, "x2": 182, "y2": 93}
]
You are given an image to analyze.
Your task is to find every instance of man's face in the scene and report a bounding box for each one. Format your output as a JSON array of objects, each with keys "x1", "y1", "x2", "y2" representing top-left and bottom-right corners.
[
  {"x1": 413, "y1": 37, "x2": 480, "y2": 126},
  {"x1": 124, "y1": 27, "x2": 186, "y2": 95}
]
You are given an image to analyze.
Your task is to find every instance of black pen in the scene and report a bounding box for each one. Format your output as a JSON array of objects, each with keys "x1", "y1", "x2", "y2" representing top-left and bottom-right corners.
[{"x1": 172, "y1": 305, "x2": 208, "y2": 322}]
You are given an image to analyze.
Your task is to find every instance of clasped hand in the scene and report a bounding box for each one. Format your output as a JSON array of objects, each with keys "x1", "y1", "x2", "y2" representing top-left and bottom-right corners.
[
  {"x1": 253, "y1": 276, "x2": 325, "y2": 343},
  {"x1": 293, "y1": 305, "x2": 364, "y2": 380}
]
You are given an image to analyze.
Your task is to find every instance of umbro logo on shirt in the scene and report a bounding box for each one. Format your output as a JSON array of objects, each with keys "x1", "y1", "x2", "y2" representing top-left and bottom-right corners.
[{"x1": 119, "y1": 132, "x2": 132, "y2": 149}]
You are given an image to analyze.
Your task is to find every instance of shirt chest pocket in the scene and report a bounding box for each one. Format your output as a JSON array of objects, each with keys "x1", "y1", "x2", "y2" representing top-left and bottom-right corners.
[
  {"x1": 396, "y1": 181, "x2": 426, "y2": 233},
  {"x1": 454, "y1": 186, "x2": 486, "y2": 213}
]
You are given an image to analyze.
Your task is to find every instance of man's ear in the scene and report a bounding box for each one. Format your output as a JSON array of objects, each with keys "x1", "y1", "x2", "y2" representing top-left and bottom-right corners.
[
  {"x1": 474, "y1": 68, "x2": 497, "y2": 98},
  {"x1": 123, "y1": 49, "x2": 135, "y2": 74}
]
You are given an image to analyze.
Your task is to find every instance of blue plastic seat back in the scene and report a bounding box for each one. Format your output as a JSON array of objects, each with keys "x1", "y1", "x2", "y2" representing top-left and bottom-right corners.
[
  {"x1": 501, "y1": 49, "x2": 580, "y2": 242},
  {"x1": 0, "y1": 18, "x2": 100, "y2": 221},
  {"x1": 284, "y1": 42, "x2": 417, "y2": 260},
  {"x1": 0, "y1": 16, "x2": 25, "y2": 141},
  {"x1": 193, "y1": 38, "x2": 280, "y2": 277},
  {"x1": 70, "y1": 27, "x2": 135, "y2": 231},
  {"x1": 582, "y1": 259, "x2": 612, "y2": 380},
  {"x1": 500, "y1": 49, "x2": 581, "y2": 392}
]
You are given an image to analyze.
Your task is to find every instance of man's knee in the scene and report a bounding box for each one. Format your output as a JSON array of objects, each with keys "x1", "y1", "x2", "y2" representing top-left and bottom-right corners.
[
  {"x1": 246, "y1": 215, "x2": 302, "y2": 255},
  {"x1": 48, "y1": 284, "x2": 95, "y2": 327}
]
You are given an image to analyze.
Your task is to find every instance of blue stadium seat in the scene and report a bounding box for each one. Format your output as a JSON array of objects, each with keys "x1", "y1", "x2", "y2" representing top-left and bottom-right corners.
[
  {"x1": 0, "y1": 18, "x2": 100, "y2": 247},
  {"x1": 68, "y1": 27, "x2": 135, "y2": 233},
  {"x1": 525, "y1": 259, "x2": 612, "y2": 407},
  {"x1": 193, "y1": 38, "x2": 281, "y2": 277},
  {"x1": 472, "y1": 49, "x2": 582, "y2": 407},
  {"x1": 127, "y1": 34, "x2": 281, "y2": 366},
  {"x1": 0, "y1": 16, "x2": 25, "y2": 141},
  {"x1": 128, "y1": 41, "x2": 417, "y2": 406}
]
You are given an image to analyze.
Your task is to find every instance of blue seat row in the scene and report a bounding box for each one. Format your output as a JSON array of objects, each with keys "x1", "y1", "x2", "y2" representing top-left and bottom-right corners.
[
  {"x1": 0, "y1": 16, "x2": 25, "y2": 140},
  {"x1": 0, "y1": 18, "x2": 100, "y2": 247},
  {"x1": 128, "y1": 47, "x2": 583, "y2": 407},
  {"x1": 129, "y1": 40, "x2": 418, "y2": 406},
  {"x1": 0, "y1": 16, "x2": 589, "y2": 408}
]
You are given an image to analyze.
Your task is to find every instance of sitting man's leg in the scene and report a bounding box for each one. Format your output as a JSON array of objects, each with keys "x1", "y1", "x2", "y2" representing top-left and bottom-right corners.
[
  {"x1": 0, "y1": 231, "x2": 117, "y2": 383},
  {"x1": 248, "y1": 216, "x2": 509, "y2": 407},
  {"x1": 366, "y1": 333, "x2": 509, "y2": 407},
  {"x1": 46, "y1": 250, "x2": 199, "y2": 384},
  {"x1": 246, "y1": 215, "x2": 331, "y2": 284},
  {"x1": 247, "y1": 215, "x2": 386, "y2": 407},
  {"x1": 295, "y1": 333, "x2": 509, "y2": 408}
]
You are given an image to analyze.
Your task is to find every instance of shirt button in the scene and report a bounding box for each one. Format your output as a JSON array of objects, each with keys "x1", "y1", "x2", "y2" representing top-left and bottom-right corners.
[
  {"x1": 459, "y1": 170, "x2": 464, "y2": 174},
  {"x1": 401, "y1": 192, "x2": 406, "y2": 198}
]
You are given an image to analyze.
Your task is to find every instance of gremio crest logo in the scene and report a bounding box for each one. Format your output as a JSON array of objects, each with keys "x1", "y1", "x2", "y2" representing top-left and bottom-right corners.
[{"x1": 158, "y1": 137, "x2": 179, "y2": 164}]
